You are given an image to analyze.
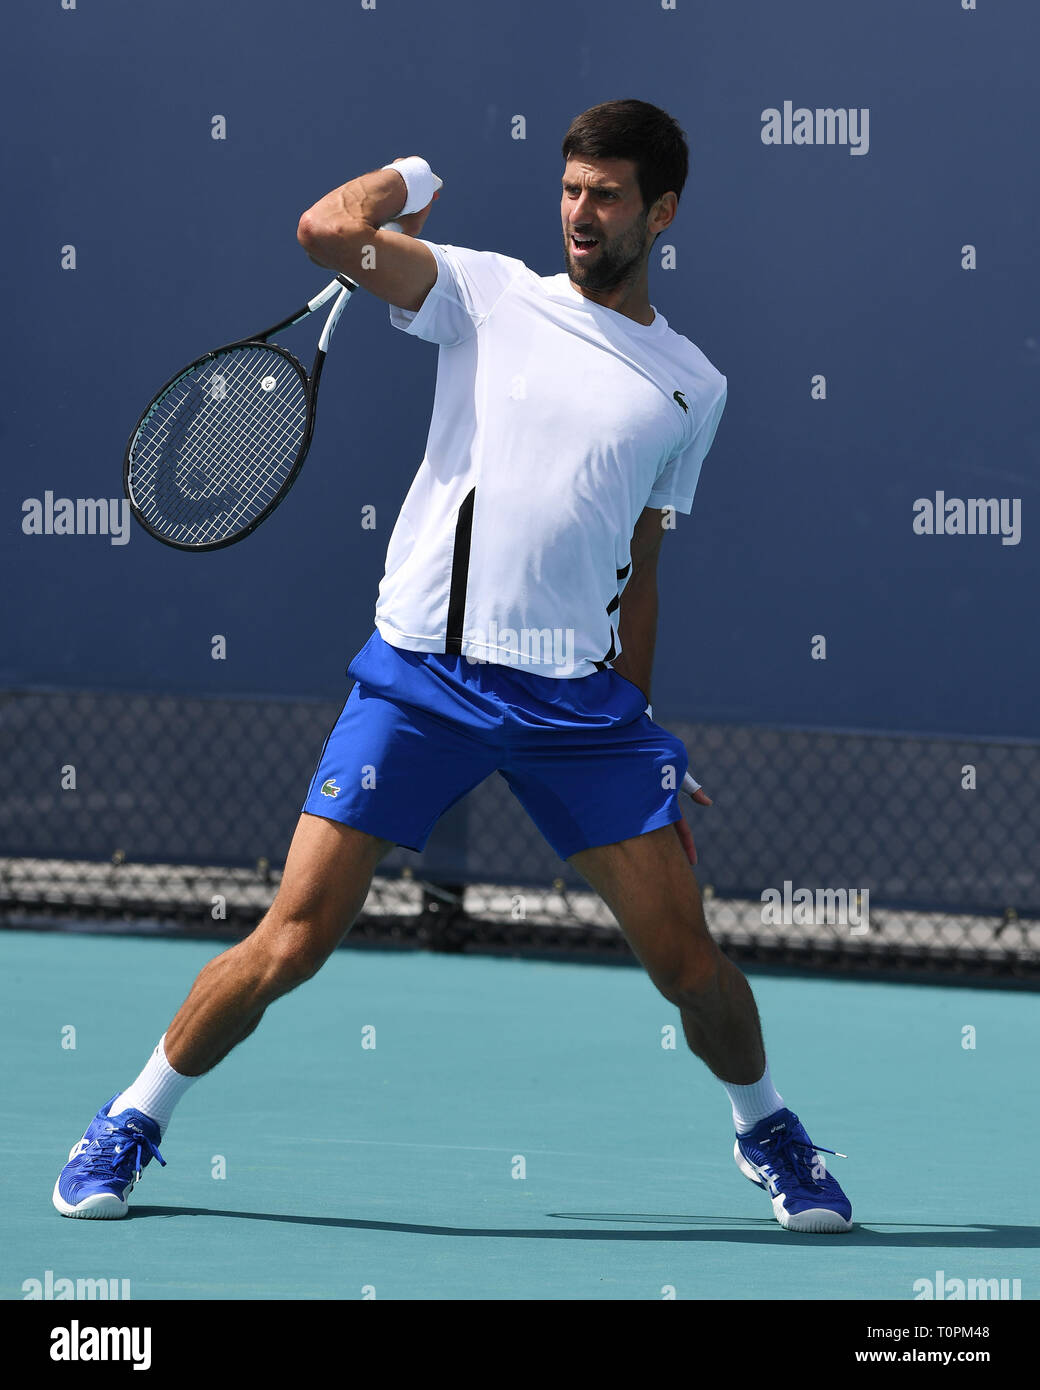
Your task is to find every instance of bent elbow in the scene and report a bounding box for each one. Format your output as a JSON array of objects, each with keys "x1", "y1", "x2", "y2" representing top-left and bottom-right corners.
[
  {"x1": 297, "y1": 210, "x2": 369, "y2": 269},
  {"x1": 296, "y1": 209, "x2": 320, "y2": 251}
]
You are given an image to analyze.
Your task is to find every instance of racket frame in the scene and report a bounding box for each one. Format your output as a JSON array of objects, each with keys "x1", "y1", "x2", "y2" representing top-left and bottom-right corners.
[{"x1": 123, "y1": 272, "x2": 358, "y2": 552}]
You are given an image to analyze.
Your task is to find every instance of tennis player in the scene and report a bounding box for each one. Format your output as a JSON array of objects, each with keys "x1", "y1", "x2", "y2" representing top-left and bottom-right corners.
[{"x1": 55, "y1": 100, "x2": 852, "y2": 1233}]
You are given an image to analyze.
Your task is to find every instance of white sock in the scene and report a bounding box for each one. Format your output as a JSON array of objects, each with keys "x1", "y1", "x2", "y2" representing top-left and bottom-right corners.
[
  {"x1": 110, "y1": 1035, "x2": 198, "y2": 1138},
  {"x1": 722, "y1": 1062, "x2": 785, "y2": 1134}
]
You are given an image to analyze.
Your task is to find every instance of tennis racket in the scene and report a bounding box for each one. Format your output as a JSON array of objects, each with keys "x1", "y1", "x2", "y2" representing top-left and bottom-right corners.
[{"x1": 124, "y1": 273, "x2": 358, "y2": 550}]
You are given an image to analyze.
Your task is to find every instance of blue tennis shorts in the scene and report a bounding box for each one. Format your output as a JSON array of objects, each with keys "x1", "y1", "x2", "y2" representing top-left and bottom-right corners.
[{"x1": 301, "y1": 629, "x2": 689, "y2": 861}]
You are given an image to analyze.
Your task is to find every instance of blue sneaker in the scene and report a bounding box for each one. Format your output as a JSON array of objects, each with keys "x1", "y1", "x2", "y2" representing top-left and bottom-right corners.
[
  {"x1": 735, "y1": 1107, "x2": 852, "y2": 1233},
  {"x1": 53, "y1": 1096, "x2": 166, "y2": 1219}
]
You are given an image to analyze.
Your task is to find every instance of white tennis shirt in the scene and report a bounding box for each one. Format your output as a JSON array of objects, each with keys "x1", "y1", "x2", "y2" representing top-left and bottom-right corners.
[{"x1": 375, "y1": 241, "x2": 727, "y2": 678}]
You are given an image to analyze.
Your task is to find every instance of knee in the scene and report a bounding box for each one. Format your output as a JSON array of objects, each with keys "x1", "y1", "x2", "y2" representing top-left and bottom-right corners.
[
  {"x1": 258, "y1": 917, "x2": 336, "y2": 992},
  {"x1": 654, "y1": 938, "x2": 722, "y2": 1009}
]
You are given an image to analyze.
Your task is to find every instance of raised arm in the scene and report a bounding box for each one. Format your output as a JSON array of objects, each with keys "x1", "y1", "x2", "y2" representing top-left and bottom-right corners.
[{"x1": 296, "y1": 158, "x2": 441, "y2": 312}]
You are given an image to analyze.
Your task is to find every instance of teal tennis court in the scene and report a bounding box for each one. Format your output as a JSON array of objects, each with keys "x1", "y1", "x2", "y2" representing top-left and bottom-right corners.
[{"x1": 4, "y1": 929, "x2": 1036, "y2": 1301}]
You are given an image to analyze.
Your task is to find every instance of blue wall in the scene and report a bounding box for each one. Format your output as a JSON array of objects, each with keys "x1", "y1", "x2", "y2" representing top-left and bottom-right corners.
[{"x1": 5, "y1": 0, "x2": 1037, "y2": 737}]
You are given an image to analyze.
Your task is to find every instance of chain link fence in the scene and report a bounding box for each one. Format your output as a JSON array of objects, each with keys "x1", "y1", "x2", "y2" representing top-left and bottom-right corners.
[{"x1": 2, "y1": 689, "x2": 1038, "y2": 984}]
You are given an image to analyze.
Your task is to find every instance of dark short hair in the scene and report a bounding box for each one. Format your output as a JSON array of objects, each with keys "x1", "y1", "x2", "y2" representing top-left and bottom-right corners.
[{"x1": 561, "y1": 99, "x2": 689, "y2": 210}]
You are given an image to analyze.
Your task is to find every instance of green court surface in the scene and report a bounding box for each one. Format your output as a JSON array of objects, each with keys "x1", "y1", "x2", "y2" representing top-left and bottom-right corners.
[{"x1": 2, "y1": 929, "x2": 1036, "y2": 1301}]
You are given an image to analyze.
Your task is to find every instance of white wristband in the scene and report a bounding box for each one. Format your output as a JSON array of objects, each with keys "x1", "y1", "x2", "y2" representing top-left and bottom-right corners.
[
  {"x1": 645, "y1": 703, "x2": 700, "y2": 792},
  {"x1": 381, "y1": 156, "x2": 442, "y2": 215}
]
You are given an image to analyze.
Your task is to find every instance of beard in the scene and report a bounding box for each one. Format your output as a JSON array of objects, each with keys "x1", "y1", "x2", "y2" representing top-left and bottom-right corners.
[{"x1": 563, "y1": 209, "x2": 649, "y2": 291}]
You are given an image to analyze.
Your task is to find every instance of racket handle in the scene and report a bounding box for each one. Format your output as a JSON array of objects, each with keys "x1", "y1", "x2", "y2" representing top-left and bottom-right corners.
[{"x1": 317, "y1": 280, "x2": 355, "y2": 352}]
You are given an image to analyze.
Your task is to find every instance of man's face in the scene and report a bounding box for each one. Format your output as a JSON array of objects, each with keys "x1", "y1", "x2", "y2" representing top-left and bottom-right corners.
[{"x1": 561, "y1": 156, "x2": 652, "y2": 291}]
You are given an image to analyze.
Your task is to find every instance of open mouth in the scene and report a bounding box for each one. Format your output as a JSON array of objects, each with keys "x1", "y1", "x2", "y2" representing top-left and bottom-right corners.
[{"x1": 570, "y1": 234, "x2": 599, "y2": 255}]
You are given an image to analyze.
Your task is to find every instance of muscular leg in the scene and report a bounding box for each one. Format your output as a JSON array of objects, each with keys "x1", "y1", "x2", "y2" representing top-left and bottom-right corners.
[
  {"x1": 164, "y1": 814, "x2": 395, "y2": 1076},
  {"x1": 568, "y1": 823, "x2": 765, "y2": 1084}
]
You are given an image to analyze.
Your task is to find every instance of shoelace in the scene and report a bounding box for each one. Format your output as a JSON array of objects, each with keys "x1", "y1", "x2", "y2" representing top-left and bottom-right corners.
[
  {"x1": 81, "y1": 1124, "x2": 167, "y2": 1184},
  {"x1": 760, "y1": 1127, "x2": 847, "y2": 1193}
]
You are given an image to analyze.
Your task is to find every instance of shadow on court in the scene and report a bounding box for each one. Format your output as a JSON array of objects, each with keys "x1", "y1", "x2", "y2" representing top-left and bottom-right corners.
[{"x1": 133, "y1": 1206, "x2": 1040, "y2": 1249}]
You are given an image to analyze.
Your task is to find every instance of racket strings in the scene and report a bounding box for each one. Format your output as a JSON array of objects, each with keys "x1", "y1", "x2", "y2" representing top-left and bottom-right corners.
[
  {"x1": 173, "y1": 351, "x2": 300, "y2": 491},
  {"x1": 138, "y1": 349, "x2": 305, "y2": 533},
  {"x1": 129, "y1": 346, "x2": 309, "y2": 546}
]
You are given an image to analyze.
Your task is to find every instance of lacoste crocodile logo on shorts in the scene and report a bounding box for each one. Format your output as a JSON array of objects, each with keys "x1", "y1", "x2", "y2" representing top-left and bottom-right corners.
[{"x1": 320, "y1": 779, "x2": 341, "y2": 798}]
